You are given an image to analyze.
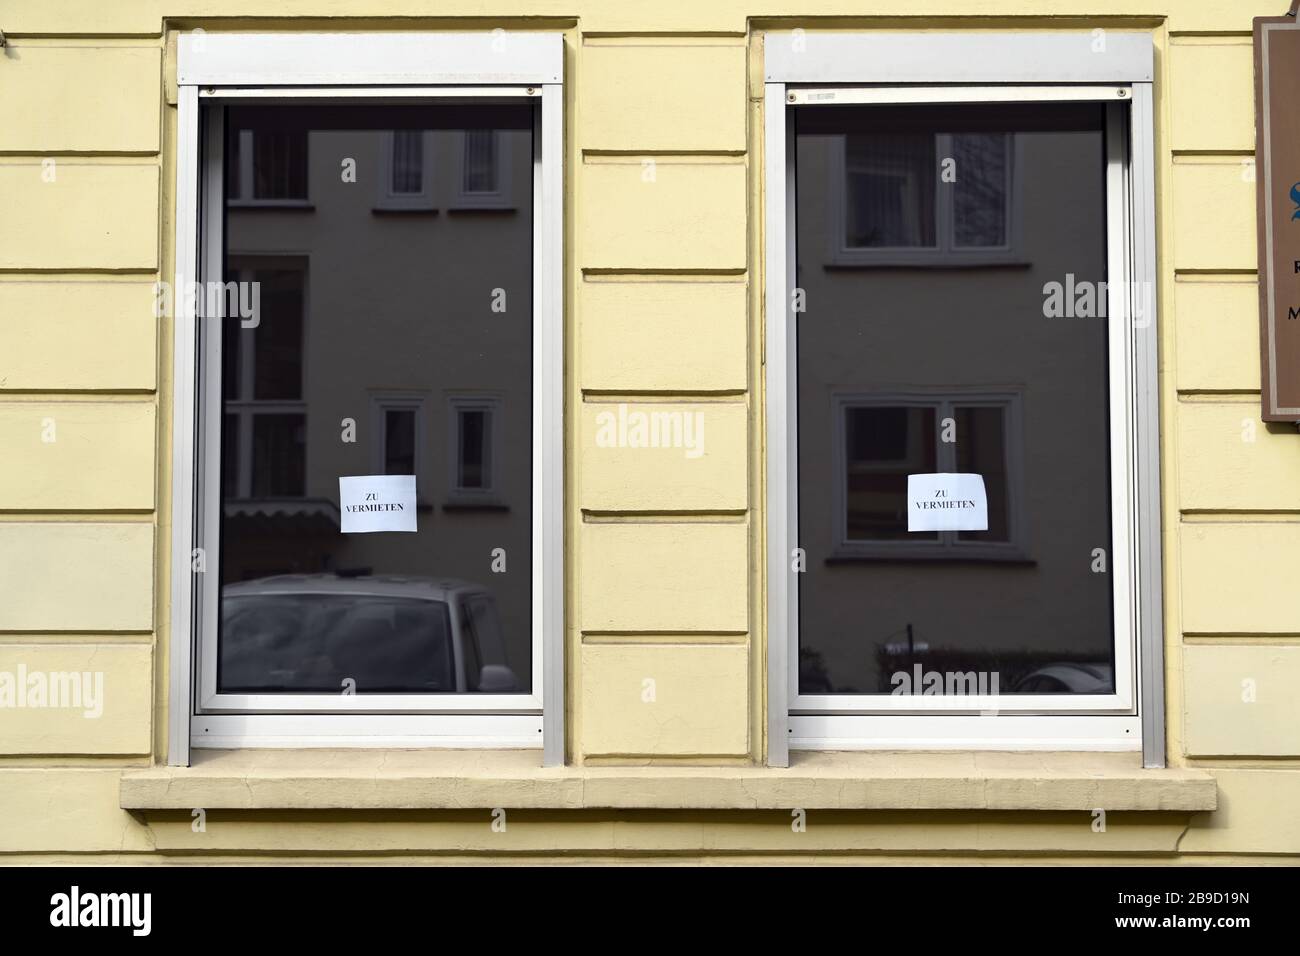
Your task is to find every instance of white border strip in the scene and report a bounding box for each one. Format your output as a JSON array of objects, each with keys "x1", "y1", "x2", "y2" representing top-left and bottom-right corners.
[
  {"x1": 765, "y1": 31, "x2": 1154, "y2": 84},
  {"x1": 178, "y1": 32, "x2": 562, "y2": 86}
]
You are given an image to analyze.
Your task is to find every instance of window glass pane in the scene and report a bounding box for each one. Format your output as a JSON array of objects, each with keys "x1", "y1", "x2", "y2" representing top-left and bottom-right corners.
[
  {"x1": 251, "y1": 130, "x2": 308, "y2": 200},
  {"x1": 220, "y1": 593, "x2": 454, "y2": 693},
  {"x1": 390, "y1": 130, "x2": 423, "y2": 194},
  {"x1": 222, "y1": 415, "x2": 240, "y2": 498},
  {"x1": 955, "y1": 405, "x2": 1010, "y2": 542},
  {"x1": 796, "y1": 102, "x2": 1114, "y2": 697},
  {"x1": 251, "y1": 269, "x2": 304, "y2": 401},
  {"x1": 458, "y1": 409, "x2": 488, "y2": 489},
  {"x1": 217, "y1": 102, "x2": 533, "y2": 696},
  {"x1": 250, "y1": 414, "x2": 306, "y2": 497},
  {"x1": 844, "y1": 133, "x2": 936, "y2": 248},
  {"x1": 383, "y1": 409, "x2": 416, "y2": 475},
  {"x1": 463, "y1": 130, "x2": 497, "y2": 193},
  {"x1": 845, "y1": 406, "x2": 937, "y2": 541},
  {"x1": 953, "y1": 133, "x2": 1008, "y2": 248}
]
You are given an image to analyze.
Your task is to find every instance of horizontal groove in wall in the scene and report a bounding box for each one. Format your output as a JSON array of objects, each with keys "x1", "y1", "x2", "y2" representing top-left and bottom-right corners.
[
  {"x1": 581, "y1": 631, "x2": 748, "y2": 644},
  {"x1": 0, "y1": 269, "x2": 160, "y2": 277},
  {"x1": 0, "y1": 757, "x2": 154, "y2": 768},
  {"x1": 580, "y1": 755, "x2": 752, "y2": 766},
  {"x1": 583, "y1": 149, "x2": 746, "y2": 159},
  {"x1": 1176, "y1": 392, "x2": 1260, "y2": 402},
  {"x1": 0, "y1": 151, "x2": 161, "y2": 159},
  {"x1": 581, "y1": 34, "x2": 746, "y2": 44},
  {"x1": 582, "y1": 154, "x2": 744, "y2": 166},
  {"x1": 1180, "y1": 512, "x2": 1300, "y2": 523},
  {"x1": 0, "y1": 513, "x2": 155, "y2": 524},
  {"x1": 582, "y1": 268, "x2": 746, "y2": 278},
  {"x1": 581, "y1": 273, "x2": 746, "y2": 285},
  {"x1": 0, "y1": 157, "x2": 159, "y2": 167},
  {"x1": 0, "y1": 633, "x2": 154, "y2": 644},
  {"x1": 1183, "y1": 635, "x2": 1300, "y2": 644},
  {"x1": 581, "y1": 510, "x2": 747, "y2": 523},
  {"x1": 1171, "y1": 149, "x2": 1254, "y2": 159},
  {"x1": 1174, "y1": 269, "x2": 1257, "y2": 278},
  {"x1": 582, "y1": 391, "x2": 746, "y2": 402},
  {"x1": 1168, "y1": 33, "x2": 1253, "y2": 41}
]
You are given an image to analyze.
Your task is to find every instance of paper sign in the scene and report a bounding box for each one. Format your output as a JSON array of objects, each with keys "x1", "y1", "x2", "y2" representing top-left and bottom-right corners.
[
  {"x1": 339, "y1": 475, "x2": 417, "y2": 533},
  {"x1": 907, "y1": 473, "x2": 988, "y2": 532}
]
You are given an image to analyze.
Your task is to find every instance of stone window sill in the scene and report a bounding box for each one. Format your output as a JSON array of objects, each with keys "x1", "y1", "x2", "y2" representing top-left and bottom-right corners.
[{"x1": 120, "y1": 750, "x2": 1216, "y2": 813}]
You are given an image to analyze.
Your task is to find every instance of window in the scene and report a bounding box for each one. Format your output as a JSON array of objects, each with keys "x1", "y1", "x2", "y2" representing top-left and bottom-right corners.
[
  {"x1": 765, "y1": 34, "x2": 1162, "y2": 764},
  {"x1": 827, "y1": 126, "x2": 1021, "y2": 266},
  {"x1": 374, "y1": 131, "x2": 436, "y2": 211},
  {"x1": 832, "y1": 390, "x2": 1026, "y2": 560},
  {"x1": 369, "y1": 392, "x2": 427, "y2": 484},
  {"x1": 221, "y1": 263, "x2": 308, "y2": 501},
  {"x1": 171, "y1": 32, "x2": 564, "y2": 764},
  {"x1": 448, "y1": 395, "x2": 502, "y2": 500},
  {"x1": 226, "y1": 128, "x2": 310, "y2": 205},
  {"x1": 451, "y1": 129, "x2": 513, "y2": 209}
]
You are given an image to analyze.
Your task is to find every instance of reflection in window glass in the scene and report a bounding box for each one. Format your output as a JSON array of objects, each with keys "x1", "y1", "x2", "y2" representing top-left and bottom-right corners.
[
  {"x1": 390, "y1": 130, "x2": 424, "y2": 195},
  {"x1": 797, "y1": 102, "x2": 1114, "y2": 696},
  {"x1": 383, "y1": 409, "x2": 417, "y2": 476},
  {"x1": 215, "y1": 102, "x2": 534, "y2": 696},
  {"x1": 845, "y1": 133, "x2": 936, "y2": 248},
  {"x1": 953, "y1": 134, "x2": 1008, "y2": 248},
  {"x1": 463, "y1": 130, "x2": 497, "y2": 194},
  {"x1": 845, "y1": 406, "x2": 937, "y2": 541},
  {"x1": 458, "y1": 408, "x2": 489, "y2": 490}
]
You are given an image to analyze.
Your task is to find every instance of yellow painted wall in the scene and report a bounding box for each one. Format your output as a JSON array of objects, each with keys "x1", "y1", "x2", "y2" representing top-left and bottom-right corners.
[{"x1": 1, "y1": 1, "x2": 1297, "y2": 862}]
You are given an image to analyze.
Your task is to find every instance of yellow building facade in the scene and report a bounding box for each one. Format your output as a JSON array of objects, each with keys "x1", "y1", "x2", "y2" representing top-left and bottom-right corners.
[{"x1": 0, "y1": 1, "x2": 1296, "y2": 864}]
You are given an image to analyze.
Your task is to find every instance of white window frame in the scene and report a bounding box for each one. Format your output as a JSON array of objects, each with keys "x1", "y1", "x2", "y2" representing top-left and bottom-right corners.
[
  {"x1": 169, "y1": 32, "x2": 564, "y2": 765},
  {"x1": 447, "y1": 394, "x2": 503, "y2": 502},
  {"x1": 764, "y1": 33, "x2": 1163, "y2": 766},
  {"x1": 374, "y1": 130, "x2": 437, "y2": 211},
  {"x1": 829, "y1": 132, "x2": 1024, "y2": 267},
  {"x1": 830, "y1": 388, "x2": 1028, "y2": 562},
  {"x1": 450, "y1": 129, "x2": 514, "y2": 209}
]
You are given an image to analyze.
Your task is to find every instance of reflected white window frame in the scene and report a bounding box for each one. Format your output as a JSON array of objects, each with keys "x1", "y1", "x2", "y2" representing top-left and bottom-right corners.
[
  {"x1": 450, "y1": 130, "x2": 514, "y2": 209},
  {"x1": 764, "y1": 35, "x2": 1162, "y2": 766},
  {"x1": 830, "y1": 388, "x2": 1028, "y2": 561},
  {"x1": 827, "y1": 132, "x2": 1025, "y2": 267},
  {"x1": 447, "y1": 394, "x2": 503, "y2": 502},
  {"x1": 368, "y1": 390, "x2": 428, "y2": 482},
  {"x1": 374, "y1": 130, "x2": 437, "y2": 211},
  {"x1": 169, "y1": 32, "x2": 565, "y2": 765}
]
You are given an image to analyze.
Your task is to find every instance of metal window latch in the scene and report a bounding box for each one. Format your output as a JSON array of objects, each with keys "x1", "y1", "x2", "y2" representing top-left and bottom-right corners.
[{"x1": 0, "y1": 30, "x2": 7, "y2": 48}]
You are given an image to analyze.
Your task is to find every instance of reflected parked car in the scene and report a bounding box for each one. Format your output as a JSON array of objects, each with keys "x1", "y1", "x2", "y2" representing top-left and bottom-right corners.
[
  {"x1": 1012, "y1": 662, "x2": 1114, "y2": 694},
  {"x1": 219, "y1": 574, "x2": 521, "y2": 695}
]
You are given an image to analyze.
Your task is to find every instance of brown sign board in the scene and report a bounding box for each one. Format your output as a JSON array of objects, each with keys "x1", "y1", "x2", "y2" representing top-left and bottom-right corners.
[{"x1": 1256, "y1": 13, "x2": 1300, "y2": 420}]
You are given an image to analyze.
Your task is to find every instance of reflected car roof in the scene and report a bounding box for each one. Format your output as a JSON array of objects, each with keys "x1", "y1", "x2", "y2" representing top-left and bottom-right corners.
[{"x1": 222, "y1": 574, "x2": 490, "y2": 601}]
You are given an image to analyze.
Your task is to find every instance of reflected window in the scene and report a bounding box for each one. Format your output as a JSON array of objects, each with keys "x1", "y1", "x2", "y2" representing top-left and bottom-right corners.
[
  {"x1": 227, "y1": 128, "x2": 309, "y2": 203},
  {"x1": 449, "y1": 396, "x2": 500, "y2": 497},
  {"x1": 831, "y1": 127, "x2": 1016, "y2": 265},
  {"x1": 453, "y1": 130, "x2": 512, "y2": 209},
  {"x1": 221, "y1": 264, "x2": 307, "y2": 500},
  {"x1": 833, "y1": 392, "x2": 1024, "y2": 557},
  {"x1": 376, "y1": 131, "x2": 435, "y2": 210}
]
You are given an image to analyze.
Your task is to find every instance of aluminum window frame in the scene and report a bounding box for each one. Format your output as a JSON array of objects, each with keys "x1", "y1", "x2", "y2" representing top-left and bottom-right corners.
[
  {"x1": 169, "y1": 32, "x2": 564, "y2": 766},
  {"x1": 764, "y1": 33, "x2": 1162, "y2": 767}
]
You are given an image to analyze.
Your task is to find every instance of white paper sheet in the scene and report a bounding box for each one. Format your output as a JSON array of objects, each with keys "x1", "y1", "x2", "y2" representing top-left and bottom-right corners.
[
  {"x1": 907, "y1": 473, "x2": 989, "y2": 532},
  {"x1": 339, "y1": 475, "x2": 418, "y2": 533}
]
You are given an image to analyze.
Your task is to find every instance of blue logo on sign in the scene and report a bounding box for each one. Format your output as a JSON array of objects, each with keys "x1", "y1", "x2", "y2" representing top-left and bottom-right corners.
[{"x1": 1292, "y1": 182, "x2": 1300, "y2": 221}]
